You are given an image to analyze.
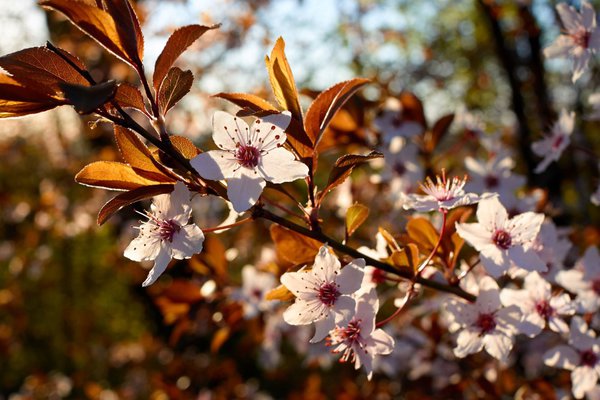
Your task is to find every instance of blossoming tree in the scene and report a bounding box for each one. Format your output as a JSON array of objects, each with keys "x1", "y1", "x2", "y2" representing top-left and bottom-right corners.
[{"x1": 2, "y1": 0, "x2": 600, "y2": 397}]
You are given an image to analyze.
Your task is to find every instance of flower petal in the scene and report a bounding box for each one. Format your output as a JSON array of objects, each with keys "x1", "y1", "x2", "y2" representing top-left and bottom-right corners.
[
  {"x1": 142, "y1": 246, "x2": 172, "y2": 287},
  {"x1": 572, "y1": 366, "x2": 598, "y2": 399},
  {"x1": 213, "y1": 111, "x2": 249, "y2": 150},
  {"x1": 544, "y1": 344, "x2": 579, "y2": 370},
  {"x1": 124, "y1": 224, "x2": 162, "y2": 262},
  {"x1": 311, "y1": 313, "x2": 335, "y2": 343},
  {"x1": 483, "y1": 332, "x2": 513, "y2": 362},
  {"x1": 226, "y1": 169, "x2": 266, "y2": 213},
  {"x1": 258, "y1": 147, "x2": 308, "y2": 184},
  {"x1": 454, "y1": 328, "x2": 484, "y2": 358},
  {"x1": 170, "y1": 224, "x2": 204, "y2": 259},
  {"x1": 191, "y1": 150, "x2": 238, "y2": 181},
  {"x1": 336, "y1": 260, "x2": 365, "y2": 295}
]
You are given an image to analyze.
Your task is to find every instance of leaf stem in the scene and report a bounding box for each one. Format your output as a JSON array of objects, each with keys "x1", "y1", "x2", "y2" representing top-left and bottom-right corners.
[
  {"x1": 252, "y1": 207, "x2": 476, "y2": 302},
  {"x1": 203, "y1": 217, "x2": 253, "y2": 233}
]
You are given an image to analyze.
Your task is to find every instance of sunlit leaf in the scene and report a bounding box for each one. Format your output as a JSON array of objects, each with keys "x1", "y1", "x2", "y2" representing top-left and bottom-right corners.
[
  {"x1": 111, "y1": 82, "x2": 147, "y2": 114},
  {"x1": 211, "y1": 327, "x2": 230, "y2": 353},
  {"x1": 213, "y1": 92, "x2": 278, "y2": 115},
  {"x1": 97, "y1": 184, "x2": 174, "y2": 225},
  {"x1": 304, "y1": 78, "x2": 369, "y2": 146},
  {"x1": 346, "y1": 203, "x2": 369, "y2": 237},
  {"x1": 103, "y1": 0, "x2": 144, "y2": 63},
  {"x1": 425, "y1": 113, "x2": 454, "y2": 153},
  {"x1": 265, "y1": 284, "x2": 295, "y2": 302},
  {"x1": 161, "y1": 280, "x2": 203, "y2": 303},
  {"x1": 265, "y1": 37, "x2": 302, "y2": 123},
  {"x1": 153, "y1": 24, "x2": 218, "y2": 91},
  {"x1": 113, "y1": 125, "x2": 176, "y2": 182},
  {"x1": 406, "y1": 217, "x2": 439, "y2": 253},
  {"x1": 270, "y1": 225, "x2": 321, "y2": 265},
  {"x1": 378, "y1": 226, "x2": 401, "y2": 252},
  {"x1": 40, "y1": 0, "x2": 141, "y2": 68},
  {"x1": 75, "y1": 161, "x2": 160, "y2": 191},
  {"x1": 157, "y1": 67, "x2": 193, "y2": 114},
  {"x1": 388, "y1": 243, "x2": 420, "y2": 274},
  {"x1": 169, "y1": 135, "x2": 200, "y2": 159},
  {"x1": 398, "y1": 91, "x2": 427, "y2": 128},
  {"x1": 318, "y1": 151, "x2": 383, "y2": 201},
  {"x1": 188, "y1": 235, "x2": 228, "y2": 279}
]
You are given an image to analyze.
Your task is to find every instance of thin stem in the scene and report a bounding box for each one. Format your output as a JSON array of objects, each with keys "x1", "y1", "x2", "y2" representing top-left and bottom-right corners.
[
  {"x1": 253, "y1": 207, "x2": 476, "y2": 302},
  {"x1": 203, "y1": 217, "x2": 253, "y2": 233},
  {"x1": 457, "y1": 257, "x2": 481, "y2": 281},
  {"x1": 262, "y1": 196, "x2": 308, "y2": 223},
  {"x1": 416, "y1": 209, "x2": 447, "y2": 275},
  {"x1": 375, "y1": 306, "x2": 405, "y2": 328}
]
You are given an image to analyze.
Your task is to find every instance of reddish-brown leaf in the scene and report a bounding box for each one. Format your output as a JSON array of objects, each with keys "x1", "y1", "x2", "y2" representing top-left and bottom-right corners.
[
  {"x1": 304, "y1": 78, "x2": 369, "y2": 146},
  {"x1": 153, "y1": 24, "x2": 218, "y2": 91},
  {"x1": 319, "y1": 151, "x2": 383, "y2": 201},
  {"x1": 0, "y1": 46, "x2": 89, "y2": 95},
  {"x1": 406, "y1": 217, "x2": 439, "y2": 254},
  {"x1": 112, "y1": 82, "x2": 147, "y2": 114},
  {"x1": 213, "y1": 92, "x2": 278, "y2": 114},
  {"x1": 157, "y1": 67, "x2": 193, "y2": 114},
  {"x1": 346, "y1": 203, "x2": 369, "y2": 237},
  {"x1": 103, "y1": 0, "x2": 144, "y2": 64},
  {"x1": 97, "y1": 184, "x2": 174, "y2": 225},
  {"x1": 40, "y1": 0, "x2": 140, "y2": 67},
  {"x1": 114, "y1": 125, "x2": 176, "y2": 182},
  {"x1": 0, "y1": 74, "x2": 62, "y2": 117},
  {"x1": 270, "y1": 225, "x2": 321, "y2": 265},
  {"x1": 161, "y1": 280, "x2": 203, "y2": 303},
  {"x1": 59, "y1": 80, "x2": 117, "y2": 114},
  {"x1": 265, "y1": 37, "x2": 303, "y2": 123},
  {"x1": 399, "y1": 91, "x2": 427, "y2": 128},
  {"x1": 425, "y1": 113, "x2": 454, "y2": 153},
  {"x1": 170, "y1": 135, "x2": 200, "y2": 159},
  {"x1": 265, "y1": 285, "x2": 295, "y2": 302},
  {"x1": 75, "y1": 161, "x2": 160, "y2": 191}
]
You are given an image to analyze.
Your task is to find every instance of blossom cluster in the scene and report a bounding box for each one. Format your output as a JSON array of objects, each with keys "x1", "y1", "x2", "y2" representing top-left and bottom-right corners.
[{"x1": 94, "y1": 0, "x2": 600, "y2": 395}]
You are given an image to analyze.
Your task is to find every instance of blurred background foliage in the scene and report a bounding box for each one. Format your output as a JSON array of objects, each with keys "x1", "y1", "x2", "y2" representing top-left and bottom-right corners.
[{"x1": 1, "y1": 0, "x2": 600, "y2": 399}]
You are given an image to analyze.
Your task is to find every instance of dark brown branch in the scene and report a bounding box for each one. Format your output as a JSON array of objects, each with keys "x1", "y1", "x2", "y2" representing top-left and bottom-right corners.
[{"x1": 253, "y1": 207, "x2": 477, "y2": 302}]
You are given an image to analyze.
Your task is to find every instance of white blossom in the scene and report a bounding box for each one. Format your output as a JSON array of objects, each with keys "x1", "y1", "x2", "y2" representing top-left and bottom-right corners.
[
  {"x1": 403, "y1": 170, "x2": 487, "y2": 212},
  {"x1": 328, "y1": 289, "x2": 394, "y2": 380},
  {"x1": 544, "y1": 317, "x2": 600, "y2": 399},
  {"x1": 556, "y1": 246, "x2": 600, "y2": 313},
  {"x1": 280, "y1": 246, "x2": 365, "y2": 343},
  {"x1": 531, "y1": 109, "x2": 575, "y2": 174},
  {"x1": 234, "y1": 265, "x2": 277, "y2": 319},
  {"x1": 190, "y1": 111, "x2": 309, "y2": 213},
  {"x1": 124, "y1": 182, "x2": 204, "y2": 287},
  {"x1": 464, "y1": 155, "x2": 525, "y2": 204},
  {"x1": 544, "y1": 1, "x2": 600, "y2": 82},
  {"x1": 500, "y1": 272, "x2": 575, "y2": 337},
  {"x1": 455, "y1": 196, "x2": 546, "y2": 277},
  {"x1": 445, "y1": 276, "x2": 521, "y2": 362}
]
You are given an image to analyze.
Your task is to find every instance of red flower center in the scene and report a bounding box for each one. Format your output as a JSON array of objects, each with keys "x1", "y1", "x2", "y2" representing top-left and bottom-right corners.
[
  {"x1": 236, "y1": 145, "x2": 261, "y2": 168},
  {"x1": 572, "y1": 29, "x2": 591, "y2": 49},
  {"x1": 476, "y1": 312, "x2": 497, "y2": 334},
  {"x1": 580, "y1": 349, "x2": 598, "y2": 367},
  {"x1": 492, "y1": 229, "x2": 512, "y2": 250},
  {"x1": 158, "y1": 219, "x2": 181, "y2": 242},
  {"x1": 592, "y1": 279, "x2": 600, "y2": 295},
  {"x1": 339, "y1": 319, "x2": 362, "y2": 344},
  {"x1": 371, "y1": 268, "x2": 387, "y2": 285},
  {"x1": 318, "y1": 282, "x2": 341, "y2": 307},
  {"x1": 534, "y1": 300, "x2": 554, "y2": 319},
  {"x1": 485, "y1": 174, "x2": 499, "y2": 188}
]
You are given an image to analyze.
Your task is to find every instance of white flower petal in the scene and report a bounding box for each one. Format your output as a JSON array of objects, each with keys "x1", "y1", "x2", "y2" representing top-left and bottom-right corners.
[
  {"x1": 483, "y1": 332, "x2": 513, "y2": 362},
  {"x1": 544, "y1": 36, "x2": 575, "y2": 59},
  {"x1": 258, "y1": 147, "x2": 308, "y2": 184},
  {"x1": 311, "y1": 313, "x2": 336, "y2": 343},
  {"x1": 371, "y1": 328, "x2": 395, "y2": 355},
  {"x1": 124, "y1": 225, "x2": 161, "y2": 262},
  {"x1": 226, "y1": 170, "x2": 266, "y2": 213},
  {"x1": 573, "y1": 51, "x2": 591, "y2": 82},
  {"x1": 255, "y1": 111, "x2": 291, "y2": 148},
  {"x1": 190, "y1": 150, "x2": 238, "y2": 181},
  {"x1": 454, "y1": 328, "x2": 484, "y2": 358},
  {"x1": 312, "y1": 246, "x2": 340, "y2": 283},
  {"x1": 336, "y1": 260, "x2": 365, "y2": 295},
  {"x1": 212, "y1": 111, "x2": 249, "y2": 150},
  {"x1": 283, "y1": 298, "x2": 325, "y2": 326},
  {"x1": 582, "y1": 1, "x2": 596, "y2": 30},
  {"x1": 477, "y1": 197, "x2": 507, "y2": 231},
  {"x1": 557, "y1": 3, "x2": 583, "y2": 32},
  {"x1": 142, "y1": 246, "x2": 172, "y2": 287},
  {"x1": 170, "y1": 224, "x2": 204, "y2": 259},
  {"x1": 572, "y1": 366, "x2": 598, "y2": 399},
  {"x1": 507, "y1": 247, "x2": 547, "y2": 273},
  {"x1": 544, "y1": 345, "x2": 579, "y2": 370},
  {"x1": 455, "y1": 222, "x2": 491, "y2": 251}
]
